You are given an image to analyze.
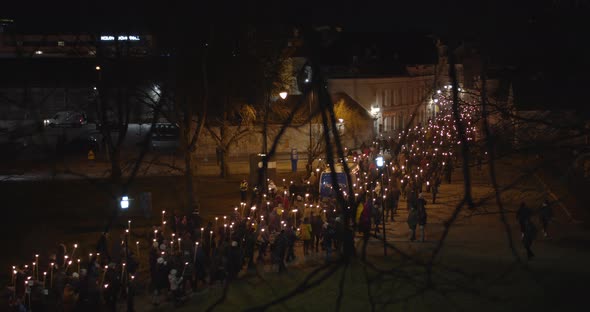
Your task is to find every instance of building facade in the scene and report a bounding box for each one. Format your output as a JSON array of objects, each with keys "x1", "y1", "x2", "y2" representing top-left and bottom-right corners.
[{"x1": 328, "y1": 64, "x2": 464, "y2": 138}]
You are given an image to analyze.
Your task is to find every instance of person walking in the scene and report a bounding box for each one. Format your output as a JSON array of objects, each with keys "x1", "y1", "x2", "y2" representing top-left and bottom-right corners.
[
  {"x1": 387, "y1": 185, "x2": 401, "y2": 222},
  {"x1": 286, "y1": 226, "x2": 297, "y2": 263},
  {"x1": 257, "y1": 227, "x2": 270, "y2": 262},
  {"x1": 407, "y1": 206, "x2": 418, "y2": 241},
  {"x1": 417, "y1": 193, "x2": 428, "y2": 242},
  {"x1": 373, "y1": 197, "x2": 382, "y2": 236},
  {"x1": 322, "y1": 222, "x2": 335, "y2": 262},
  {"x1": 516, "y1": 202, "x2": 532, "y2": 238},
  {"x1": 538, "y1": 199, "x2": 553, "y2": 238},
  {"x1": 431, "y1": 176, "x2": 440, "y2": 204},
  {"x1": 522, "y1": 219, "x2": 538, "y2": 259},
  {"x1": 244, "y1": 228, "x2": 256, "y2": 269},
  {"x1": 227, "y1": 241, "x2": 242, "y2": 281},
  {"x1": 444, "y1": 160, "x2": 453, "y2": 184},
  {"x1": 360, "y1": 198, "x2": 372, "y2": 260},
  {"x1": 152, "y1": 257, "x2": 168, "y2": 306},
  {"x1": 300, "y1": 218, "x2": 312, "y2": 256},
  {"x1": 274, "y1": 230, "x2": 288, "y2": 273},
  {"x1": 407, "y1": 187, "x2": 417, "y2": 211},
  {"x1": 311, "y1": 215, "x2": 323, "y2": 252}
]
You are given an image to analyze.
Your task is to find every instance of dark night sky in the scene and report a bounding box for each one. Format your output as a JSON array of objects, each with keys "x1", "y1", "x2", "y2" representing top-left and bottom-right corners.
[{"x1": 4, "y1": 1, "x2": 590, "y2": 111}]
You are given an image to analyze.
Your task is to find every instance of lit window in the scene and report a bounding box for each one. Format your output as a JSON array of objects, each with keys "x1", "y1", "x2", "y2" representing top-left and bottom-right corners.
[{"x1": 57, "y1": 41, "x2": 65, "y2": 47}]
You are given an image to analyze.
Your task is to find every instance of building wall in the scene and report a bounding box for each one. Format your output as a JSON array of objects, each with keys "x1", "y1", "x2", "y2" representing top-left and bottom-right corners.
[
  {"x1": 328, "y1": 75, "x2": 435, "y2": 137},
  {"x1": 328, "y1": 64, "x2": 464, "y2": 138},
  {"x1": 194, "y1": 123, "x2": 372, "y2": 158}
]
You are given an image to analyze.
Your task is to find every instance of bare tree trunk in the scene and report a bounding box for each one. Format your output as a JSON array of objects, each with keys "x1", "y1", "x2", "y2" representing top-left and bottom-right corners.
[
  {"x1": 184, "y1": 143, "x2": 196, "y2": 213},
  {"x1": 110, "y1": 149, "x2": 122, "y2": 182},
  {"x1": 220, "y1": 147, "x2": 230, "y2": 178}
]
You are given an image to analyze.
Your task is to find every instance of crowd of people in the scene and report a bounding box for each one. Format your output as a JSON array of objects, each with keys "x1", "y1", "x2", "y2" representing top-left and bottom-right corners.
[
  {"x1": 6, "y1": 86, "x2": 557, "y2": 310},
  {"x1": 5, "y1": 142, "x2": 556, "y2": 311}
]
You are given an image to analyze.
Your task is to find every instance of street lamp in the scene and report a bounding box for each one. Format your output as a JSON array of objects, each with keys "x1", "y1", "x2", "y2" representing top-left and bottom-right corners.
[
  {"x1": 374, "y1": 155, "x2": 386, "y2": 256},
  {"x1": 120, "y1": 196, "x2": 129, "y2": 209},
  {"x1": 375, "y1": 156, "x2": 384, "y2": 168},
  {"x1": 292, "y1": 209, "x2": 298, "y2": 229},
  {"x1": 371, "y1": 107, "x2": 381, "y2": 136},
  {"x1": 262, "y1": 91, "x2": 288, "y2": 192}
]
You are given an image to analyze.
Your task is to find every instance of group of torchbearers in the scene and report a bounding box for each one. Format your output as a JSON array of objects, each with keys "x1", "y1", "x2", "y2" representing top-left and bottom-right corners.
[
  {"x1": 146, "y1": 187, "x2": 345, "y2": 307},
  {"x1": 7, "y1": 232, "x2": 140, "y2": 311},
  {"x1": 6, "y1": 135, "x2": 555, "y2": 310},
  {"x1": 2, "y1": 135, "x2": 456, "y2": 311}
]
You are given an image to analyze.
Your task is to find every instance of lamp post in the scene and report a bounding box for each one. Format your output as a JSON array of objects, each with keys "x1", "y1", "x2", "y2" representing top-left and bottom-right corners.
[
  {"x1": 262, "y1": 91, "x2": 288, "y2": 192},
  {"x1": 119, "y1": 194, "x2": 134, "y2": 310},
  {"x1": 308, "y1": 87, "x2": 314, "y2": 175},
  {"x1": 292, "y1": 209, "x2": 298, "y2": 229},
  {"x1": 371, "y1": 107, "x2": 380, "y2": 137},
  {"x1": 375, "y1": 156, "x2": 386, "y2": 256}
]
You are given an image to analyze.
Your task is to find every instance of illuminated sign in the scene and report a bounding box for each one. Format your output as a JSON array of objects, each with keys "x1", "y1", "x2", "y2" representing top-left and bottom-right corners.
[{"x1": 100, "y1": 35, "x2": 140, "y2": 41}]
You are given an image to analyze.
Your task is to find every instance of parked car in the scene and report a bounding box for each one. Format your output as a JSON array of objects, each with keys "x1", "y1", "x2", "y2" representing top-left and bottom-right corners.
[{"x1": 44, "y1": 111, "x2": 88, "y2": 128}]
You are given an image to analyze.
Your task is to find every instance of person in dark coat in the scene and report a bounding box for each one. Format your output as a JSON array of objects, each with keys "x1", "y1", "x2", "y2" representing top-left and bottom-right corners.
[
  {"x1": 359, "y1": 197, "x2": 373, "y2": 260},
  {"x1": 431, "y1": 176, "x2": 440, "y2": 204},
  {"x1": 56, "y1": 243, "x2": 67, "y2": 269},
  {"x1": 407, "y1": 206, "x2": 418, "y2": 241},
  {"x1": 102, "y1": 265, "x2": 119, "y2": 312},
  {"x1": 244, "y1": 228, "x2": 256, "y2": 269},
  {"x1": 372, "y1": 196, "x2": 382, "y2": 236},
  {"x1": 522, "y1": 219, "x2": 537, "y2": 259},
  {"x1": 149, "y1": 242, "x2": 158, "y2": 284},
  {"x1": 273, "y1": 230, "x2": 288, "y2": 273},
  {"x1": 516, "y1": 202, "x2": 532, "y2": 238},
  {"x1": 444, "y1": 159, "x2": 453, "y2": 184},
  {"x1": 387, "y1": 185, "x2": 401, "y2": 221},
  {"x1": 334, "y1": 217, "x2": 344, "y2": 254},
  {"x1": 152, "y1": 257, "x2": 168, "y2": 306},
  {"x1": 95, "y1": 233, "x2": 110, "y2": 265},
  {"x1": 342, "y1": 226, "x2": 355, "y2": 263},
  {"x1": 311, "y1": 215, "x2": 323, "y2": 252},
  {"x1": 227, "y1": 241, "x2": 242, "y2": 280},
  {"x1": 321, "y1": 223, "x2": 335, "y2": 262},
  {"x1": 407, "y1": 187, "x2": 417, "y2": 211},
  {"x1": 417, "y1": 193, "x2": 428, "y2": 242},
  {"x1": 285, "y1": 226, "x2": 296, "y2": 263},
  {"x1": 538, "y1": 199, "x2": 553, "y2": 238}
]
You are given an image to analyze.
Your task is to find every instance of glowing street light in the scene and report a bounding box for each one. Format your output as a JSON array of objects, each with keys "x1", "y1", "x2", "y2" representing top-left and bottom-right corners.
[
  {"x1": 375, "y1": 156, "x2": 384, "y2": 168},
  {"x1": 279, "y1": 91, "x2": 288, "y2": 99},
  {"x1": 120, "y1": 196, "x2": 129, "y2": 209}
]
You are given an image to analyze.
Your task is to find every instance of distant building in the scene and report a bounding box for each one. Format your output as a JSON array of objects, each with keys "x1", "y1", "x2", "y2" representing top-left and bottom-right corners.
[
  {"x1": 328, "y1": 63, "x2": 465, "y2": 138},
  {"x1": 0, "y1": 29, "x2": 156, "y2": 120},
  {"x1": 0, "y1": 33, "x2": 153, "y2": 58}
]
